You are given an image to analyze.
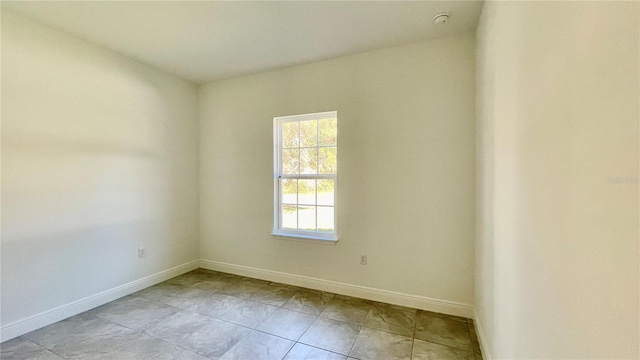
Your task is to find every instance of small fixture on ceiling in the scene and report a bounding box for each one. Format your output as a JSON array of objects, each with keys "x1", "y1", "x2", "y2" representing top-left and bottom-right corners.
[{"x1": 433, "y1": 12, "x2": 450, "y2": 25}]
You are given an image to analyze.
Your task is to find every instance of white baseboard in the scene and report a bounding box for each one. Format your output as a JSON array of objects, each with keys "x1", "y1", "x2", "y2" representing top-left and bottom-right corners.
[
  {"x1": 473, "y1": 310, "x2": 492, "y2": 360},
  {"x1": 199, "y1": 259, "x2": 473, "y2": 318},
  {"x1": 0, "y1": 260, "x2": 199, "y2": 342}
]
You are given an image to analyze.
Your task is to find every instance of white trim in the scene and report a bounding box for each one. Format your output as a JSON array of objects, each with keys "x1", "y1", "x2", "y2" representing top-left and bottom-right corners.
[
  {"x1": 271, "y1": 231, "x2": 340, "y2": 244},
  {"x1": 273, "y1": 111, "x2": 338, "y2": 239},
  {"x1": 0, "y1": 260, "x2": 199, "y2": 342},
  {"x1": 473, "y1": 310, "x2": 492, "y2": 360},
  {"x1": 274, "y1": 111, "x2": 337, "y2": 123},
  {"x1": 199, "y1": 259, "x2": 473, "y2": 318},
  {"x1": 270, "y1": 234, "x2": 339, "y2": 245},
  {"x1": 271, "y1": 231, "x2": 338, "y2": 242}
]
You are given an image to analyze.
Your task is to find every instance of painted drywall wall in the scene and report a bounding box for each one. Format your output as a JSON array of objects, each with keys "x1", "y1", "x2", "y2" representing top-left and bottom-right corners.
[
  {"x1": 1, "y1": 11, "x2": 199, "y2": 331},
  {"x1": 199, "y1": 33, "x2": 476, "y2": 311},
  {"x1": 475, "y1": 1, "x2": 639, "y2": 358}
]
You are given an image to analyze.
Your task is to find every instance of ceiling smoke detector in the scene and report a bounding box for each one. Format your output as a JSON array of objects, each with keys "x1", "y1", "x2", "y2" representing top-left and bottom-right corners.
[{"x1": 433, "y1": 12, "x2": 450, "y2": 25}]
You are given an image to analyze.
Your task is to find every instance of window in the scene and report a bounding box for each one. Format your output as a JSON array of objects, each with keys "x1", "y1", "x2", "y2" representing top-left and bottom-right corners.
[{"x1": 273, "y1": 111, "x2": 338, "y2": 241}]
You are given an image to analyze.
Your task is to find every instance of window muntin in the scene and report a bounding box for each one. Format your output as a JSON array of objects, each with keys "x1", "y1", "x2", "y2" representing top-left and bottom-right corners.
[{"x1": 273, "y1": 111, "x2": 337, "y2": 241}]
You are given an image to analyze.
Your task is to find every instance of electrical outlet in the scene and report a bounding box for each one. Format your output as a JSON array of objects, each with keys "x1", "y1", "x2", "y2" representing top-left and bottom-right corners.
[
  {"x1": 138, "y1": 247, "x2": 145, "y2": 258},
  {"x1": 360, "y1": 254, "x2": 367, "y2": 265}
]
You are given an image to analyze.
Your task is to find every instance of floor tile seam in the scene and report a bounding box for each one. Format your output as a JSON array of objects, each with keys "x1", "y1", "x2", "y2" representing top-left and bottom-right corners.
[
  {"x1": 94, "y1": 305, "x2": 186, "y2": 331},
  {"x1": 281, "y1": 340, "x2": 297, "y2": 360},
  {"x1": 245, "y1": 287, "x2": 299, "y2": 307},
  {"x1": 7, "y1": 336, "x2": 45, "y2": 351},
  {"x1": 319, "y1": 303, "x2": 374, "y2": 322},
  {"x1": 143, "y1": 330, "x2": 216, "y2": 360},
  {"x1": 251, "y1": 327, "x2": 303, "y2": 343},
  {"x1": 278, "y1": 301, "x2": 328, "y2": 317},
  {"x1": 280, "y1": 341, "x2": 297, "y2": 360},
  {"x1": 355, "y1": 321, "x2": 416, "y2": 339},
  {"x1": 313, "y1": 313, "x2": 382, "y2": 330},
  {"x1": 196, "y1": 313, "x2": 255, "y2": 332},
  {"x1": 130, "y1": 292, "x2": 208, "y2": 312},
  {"x1": 366, "y1": 313, "x2": 412, "y2": 328},
  {"x1": 15, "y1": 339, "x2": 70, "y2": 360},
  {"x1": 131, "y1": 303, "x2": 214, "y2": 327},
  {"x1": 296, "y1": 338, "x2": 351, "y2": 357},
  {"x1": 296, "y1": 309, "x2": 342, "y2": 345},
  {"x1": 116, "y1": 307, "x2": 238, "y2": 358},
  {"x1": 133, "y1": 315, "x2": 244, "y2": 360},
  {"x1": 318, "y1": 311, "x2": 370, "y2": 328},
  {"x1": 25, "y1": 315, "x2": 129, "y2": 353},
  {"x1": 160, "y1": 292, "x2": 252, "y2": 321},
  {"x1": 410, "y1": 337, "x2": 416, "y2": 360},
  {"x1": 43, "y1": 319, "x2": 142, "y2": 359},
  {"x1": 143, "y1": 295, "x2": 273, "y2": 330},
  {"x1": 44, "y1": 346, "x2": 69, "y2": 360},
  {"x1": 414, "y1": 336, "x2": 476, "y2": 354},
  {"x1": 92, "y1": 316, "x2": 198, "y2": 356},
  {"x1": 251, "y1": 297, "x2": 293, "y2": 308},
  {"x1": 345, "y1": 325, "x2": 364, "y2": 358},
  {"x1": 214, "y1": 328, "x2": 261, "y2": 360},
  {"x1": 104, "y1": 276, "x2": 469, "y2": 358},
  {"x1": 292, "y1": 341, "x2": 353, "y2": 359},
  {"x1": 362, "y1": 307, "x2": 375, "y2": 325},
  {"x1": 203, "y1": 273, "x2": 423, "y2": 319},
  {"x1": 411, "y1": 309, "x2": 418, "y2": 360},
  {"x1": 245, "y1": 306, "x2": 281, "y2": 332},
  {"x1": 252, "y1": 313, "x2": 318, "y2": 343}
]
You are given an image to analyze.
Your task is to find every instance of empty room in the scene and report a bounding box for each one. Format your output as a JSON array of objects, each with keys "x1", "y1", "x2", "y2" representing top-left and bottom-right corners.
[{"x1": 1, "y1": 1, "x2": 638, "y2": 359}]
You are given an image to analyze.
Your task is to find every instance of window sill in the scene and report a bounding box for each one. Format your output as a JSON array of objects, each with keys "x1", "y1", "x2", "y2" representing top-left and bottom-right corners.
[{"x1": 271, "y1": 231, "x2": 339, "y2": 244}]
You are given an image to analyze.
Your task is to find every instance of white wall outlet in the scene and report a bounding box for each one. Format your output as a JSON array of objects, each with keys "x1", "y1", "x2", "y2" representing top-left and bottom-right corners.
[
  {"x1": 360, "y1": 254, "x2": 367, "y2": 265},
  {"x1": 138, "y1": 247, "x2": 145, "y2": 258}
]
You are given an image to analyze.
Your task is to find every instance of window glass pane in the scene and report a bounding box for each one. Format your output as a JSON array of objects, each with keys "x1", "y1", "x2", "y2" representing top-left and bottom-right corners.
[
  {"x1": 282, "y1": 122, "x2": 299, "y2": 148},
  {"x1": 318, "y1": 147, "x2": 337, "y2": 174},
  {"x1": 317, "y1": 179, "x2": 334, "y2": 206},
  {"x1": 318, "y1": 118, "x2": 337, "y2": 146},
  {"x1": 299, "y1": 120, "x2": 317, "y2": 147},
  {"x1": 282, "y1": 205, "x2": 297, "y2": 229},
  {"x1": 317, "y1": 206, "x2": 334, "y2": 233},
  {"x1": 298, "y1": 206, "x2": 316, "y2": 231},
  {"x1": 281, "y1": 179, "x2": 297, "y2": 205},
  {"x1": 282, "y1": 149, "x2": 299, "y2": 174},
  {"x1": 300, "y1": 148, "x2": 318, "y2": 174},
  {"x1": 298, "y1": 179, "x2": 316, "y2": 205}
]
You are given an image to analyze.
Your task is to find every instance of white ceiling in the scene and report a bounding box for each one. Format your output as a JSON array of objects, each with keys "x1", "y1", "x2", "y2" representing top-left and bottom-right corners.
[{"x1": 3, "y1": 1, "x2": 483, "y2": 84}]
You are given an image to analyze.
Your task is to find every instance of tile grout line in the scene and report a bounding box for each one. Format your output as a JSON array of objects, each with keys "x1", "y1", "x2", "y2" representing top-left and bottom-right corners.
[
  {"x1": 136, "y1": 275, "x2": 326, "y2": 359},
  {"x1": 180, "y1": 271, "x2": 466, "y2": 357},
  {"x1": 171, "y1": 273, "x2": 422, "y2": 357},
  {"x1": 291, "y1": 341, "x2": 352, "y2": 358},
  {"x1": 29, "y1": 338, "x2": 70, "y2": 360},
  {"x1": 97, "y1": 313, "x2": 219, "y2": 359},
  {"x1": 24, "y1": 315, "x2": 142, "y2": 360},
  {"x1": 15, "y1": 270, "x2": 468, "y2": 360},
  {"x1": 410, "y1": 314, "x2": 417, "y2": 360}
]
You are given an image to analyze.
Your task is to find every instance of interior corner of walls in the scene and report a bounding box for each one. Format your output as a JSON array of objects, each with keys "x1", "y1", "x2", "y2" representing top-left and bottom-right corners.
[{"x1": 473, "y1": 310, "x2": 492, "y2": 360}]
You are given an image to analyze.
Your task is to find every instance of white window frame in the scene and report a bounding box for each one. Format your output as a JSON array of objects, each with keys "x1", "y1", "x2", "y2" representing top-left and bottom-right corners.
[{"x1": 272, "y1": 111, "x2": 338, "y2": 242}]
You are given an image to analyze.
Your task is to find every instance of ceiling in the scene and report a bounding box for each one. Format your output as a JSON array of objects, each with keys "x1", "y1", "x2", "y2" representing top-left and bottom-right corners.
[{"x1": 2, "y1": 1, "x2": 484, "y2": 84}]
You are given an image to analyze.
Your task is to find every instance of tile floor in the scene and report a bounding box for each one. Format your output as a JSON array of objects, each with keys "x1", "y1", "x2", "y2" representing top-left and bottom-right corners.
[{"x1": 1, "y1": 269, "x2": 483, "y2": 360}]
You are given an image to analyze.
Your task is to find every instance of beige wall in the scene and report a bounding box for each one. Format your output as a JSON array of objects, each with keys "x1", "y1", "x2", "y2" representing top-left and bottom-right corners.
[
  {"x1": 1, "y1": 11, "x2": 200, "y2": 327},
  {"x1": 475, "y1": 2, "x2": 639, "y2": 358},
  {"x1": 199, "y1": 33, "x2": 476, "y2": 311}
]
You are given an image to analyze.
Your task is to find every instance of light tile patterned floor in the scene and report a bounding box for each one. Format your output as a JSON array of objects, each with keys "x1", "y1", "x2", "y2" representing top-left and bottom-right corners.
[{"x1": 1, "y1": 269, "x2": 483, "y2": 360}]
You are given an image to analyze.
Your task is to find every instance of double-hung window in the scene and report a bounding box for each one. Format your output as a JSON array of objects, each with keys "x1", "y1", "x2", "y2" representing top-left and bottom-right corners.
[{"x1": 273, "y1": 111, "x2": 338, "y2": 241}]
